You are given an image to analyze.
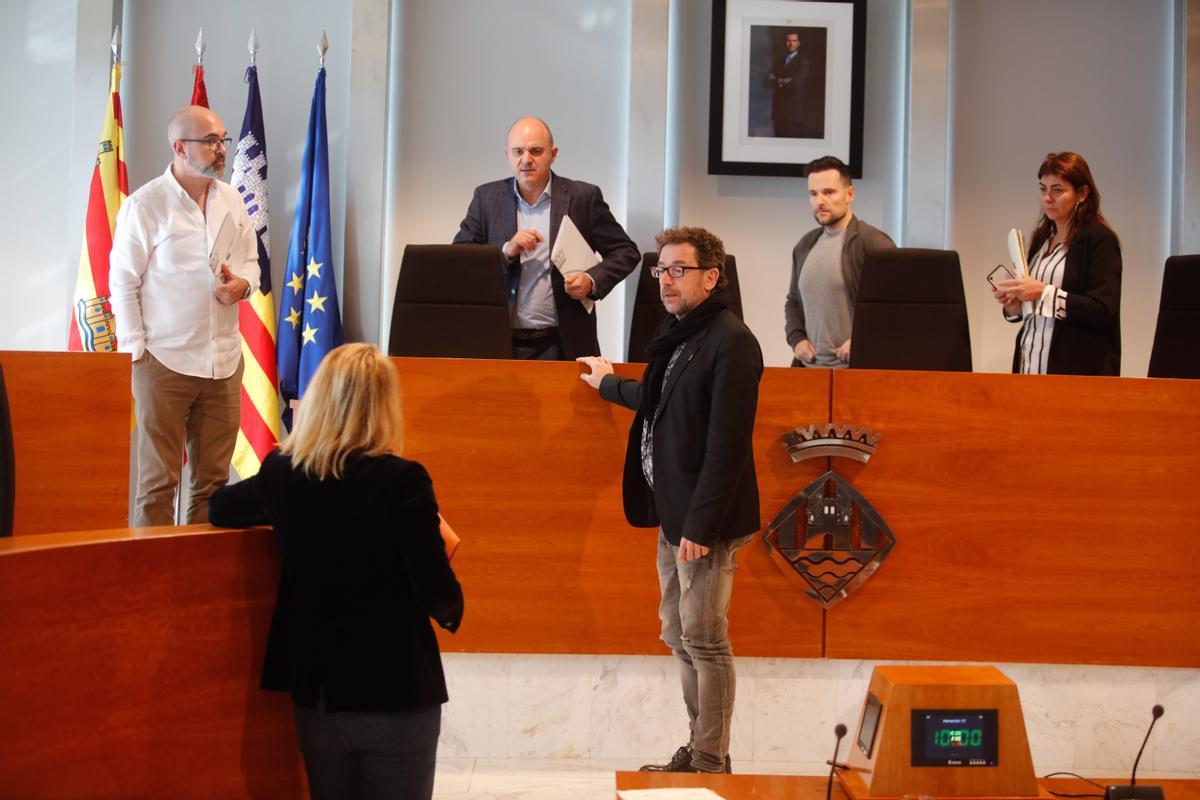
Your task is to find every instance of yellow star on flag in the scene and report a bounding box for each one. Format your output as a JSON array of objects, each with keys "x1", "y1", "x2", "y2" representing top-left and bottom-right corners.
[
  {"x1": 286, "y1": 271, "x2": 304, "y2": 293},
  {"x1": 306, "y1": 290, "x2": 328, "y2": 313},
  {"x1": 306, "y1": 258, "x2": 323, "y2": 279},
  {"x1": 302, "y1": 323, "x2": 318, "y2": 345},
  {"x1": 285, "y1": 307, "x2": 302, "y2": 329}
]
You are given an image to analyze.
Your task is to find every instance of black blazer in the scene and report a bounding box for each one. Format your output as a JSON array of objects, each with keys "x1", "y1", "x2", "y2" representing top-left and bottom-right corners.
[
  {"x1": 599, "y1": 309, "x2": 763, "y2": 547},
  {"x1": 452, "y1": 172, "x2": 640, "y2": 358},
  {"x1": 209, "y1": 451, "x2": 463, "y2": 713},
  {"x1": 1011, "y1": 221, "x2": 1122, "y2": 376}
]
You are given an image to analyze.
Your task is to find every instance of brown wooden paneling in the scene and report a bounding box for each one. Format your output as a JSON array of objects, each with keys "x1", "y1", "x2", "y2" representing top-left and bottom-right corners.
[
  {"x1": 825, "y1": 370, "x2": 1200, "y2": 667},
  {"x1": 393, "y1": 358, "x2": 828, "y2": 658},
  {"x1": 0, "y1": 351, "x2": 130, "y2": 535},
  {"x1": 0, "y1": 525, "x2": 304, "y2": 799}
]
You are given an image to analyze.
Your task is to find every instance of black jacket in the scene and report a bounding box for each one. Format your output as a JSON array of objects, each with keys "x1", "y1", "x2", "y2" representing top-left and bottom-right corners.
[
  {"x1": 452, "y1": 172, "x2": 640, "y2": 358},
  {"x1": 599, "y1": 309, "x2": 763, "y2": 547},
  {"x1": 210, "y1": 451, "x2": 463, "y2": 712},
  {"x1": 1009, "y1": 221, "x2": 1122, "y2": 376}
]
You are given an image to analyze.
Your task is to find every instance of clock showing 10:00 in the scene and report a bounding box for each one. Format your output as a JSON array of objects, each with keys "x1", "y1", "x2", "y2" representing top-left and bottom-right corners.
[{"x1": 911, "y1": 709, "x2": 999, "y2": 767}]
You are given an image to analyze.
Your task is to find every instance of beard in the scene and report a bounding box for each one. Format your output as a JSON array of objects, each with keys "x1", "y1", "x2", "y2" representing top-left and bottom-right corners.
[
  {"x1": 189, "y1": 154, "x2": 225, "y2": 178},
  {"x1": 813, "y1": 208, "x2": 846, "y2": 228}
]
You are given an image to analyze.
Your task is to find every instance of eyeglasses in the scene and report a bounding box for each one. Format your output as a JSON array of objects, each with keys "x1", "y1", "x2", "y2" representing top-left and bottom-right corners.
[
  {"x1": 650, "y1": 264, "x2": 708, "y2": 279},
  {"x1": 179, "y1": 136, "x2": 233, "y2": 151}
]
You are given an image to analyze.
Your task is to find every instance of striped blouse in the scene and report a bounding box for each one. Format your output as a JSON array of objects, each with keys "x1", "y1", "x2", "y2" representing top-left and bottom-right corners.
[{"x1": 1012, "y1": 240, "x2": 1070, "y2": 374}]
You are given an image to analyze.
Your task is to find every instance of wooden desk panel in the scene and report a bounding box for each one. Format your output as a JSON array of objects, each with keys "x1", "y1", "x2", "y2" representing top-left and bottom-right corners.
[
  {"x1": 0, "y1": 351, "x2": 130, "y2": 535},
  {"x1": 616, "y1": 773, "x2": 1200, "y2": 800},
  {"x1": 825, "y1": 370, "x2": 1200, "y2": 667},
  {"x1": 0, "y1": 525, "x2": 304, "y2": 799},
  {"x1": 393, "y1": 358, "x2": 827, "y2": 657}
]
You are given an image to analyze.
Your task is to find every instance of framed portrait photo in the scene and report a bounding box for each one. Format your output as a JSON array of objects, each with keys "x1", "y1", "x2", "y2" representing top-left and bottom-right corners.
[{"x1": 708, "y1": 0, "x2": 867, "y2": 178}]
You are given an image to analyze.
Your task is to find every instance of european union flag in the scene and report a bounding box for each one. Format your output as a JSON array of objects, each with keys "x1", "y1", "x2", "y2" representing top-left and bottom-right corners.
[{"x1": 277, "y1": 66, "x2": 343, "y2": 423}]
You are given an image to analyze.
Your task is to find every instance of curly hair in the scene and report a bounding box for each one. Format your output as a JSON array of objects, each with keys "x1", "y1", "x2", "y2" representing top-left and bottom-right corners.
[{"x1": 654, "y1": 226, "x2": 728, "y2": 289}]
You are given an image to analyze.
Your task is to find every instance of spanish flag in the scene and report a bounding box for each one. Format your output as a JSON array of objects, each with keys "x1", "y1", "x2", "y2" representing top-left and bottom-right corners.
[{"x1": 68, "y1": 62, "x2": 128, "y2": 352}]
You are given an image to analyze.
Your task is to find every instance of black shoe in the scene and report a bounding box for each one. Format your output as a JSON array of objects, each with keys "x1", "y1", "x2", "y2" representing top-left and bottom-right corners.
[
  {"x1": 638, "y1": 746, "x2": 733, "y2": 774},
  {"x1": 639, "y1": 745, "x2": 693, "y2": 772}
]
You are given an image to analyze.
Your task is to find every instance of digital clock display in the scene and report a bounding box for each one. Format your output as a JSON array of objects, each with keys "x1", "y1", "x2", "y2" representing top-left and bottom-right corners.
[{"x1": 910, "y1": 709, "x2": 998, "y2": 767}]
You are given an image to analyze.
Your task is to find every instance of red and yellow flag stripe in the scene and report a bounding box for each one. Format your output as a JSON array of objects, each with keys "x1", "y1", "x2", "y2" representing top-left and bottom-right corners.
[{"x1": 69, "y1": 63, "x2": 128, "y2": 351}]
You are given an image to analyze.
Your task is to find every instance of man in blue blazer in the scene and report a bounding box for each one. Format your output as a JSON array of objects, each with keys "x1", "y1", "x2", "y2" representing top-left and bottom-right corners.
[
  {"x1": 578, "y1": 227, "x2": 763, "y2": 774},
  {"x1": 453, "y1": 117, "x2": 640, "y2": 360}
]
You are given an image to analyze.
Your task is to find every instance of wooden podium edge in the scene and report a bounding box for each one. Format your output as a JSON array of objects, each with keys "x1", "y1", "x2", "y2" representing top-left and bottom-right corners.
[{"x1": 836, "y1": 768, "x2": 1056, "y2": 800}]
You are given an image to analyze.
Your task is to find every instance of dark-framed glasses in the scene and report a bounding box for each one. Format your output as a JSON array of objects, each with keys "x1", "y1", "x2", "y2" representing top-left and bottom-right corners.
[
  {"x1": 650, "y1": 264, "x2": 707, "y2": 279},
  {"x1": 179, "y1": 136, "x2": 233, "y2": 151}
]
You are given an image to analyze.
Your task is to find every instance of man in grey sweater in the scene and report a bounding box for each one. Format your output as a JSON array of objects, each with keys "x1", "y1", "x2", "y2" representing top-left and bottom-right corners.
[{"x1": 784, "y1": 156, "x2": 895, "y2": 367}]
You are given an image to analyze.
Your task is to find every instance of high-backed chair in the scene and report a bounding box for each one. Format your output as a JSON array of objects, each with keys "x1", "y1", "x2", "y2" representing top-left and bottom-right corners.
[
  {"x1": 0, "y1": 363, "x2": 13, "y2": 537},
  {"x1": 1148, "y1": 255, "x2": 1200, "y2": 378},
  {"x1": 849, "y1": 248, "x2": 972, "y2": 372},
  {"x1": 388, "y1": 244, "x2": 512, "y2": 359},
  {"x1": 626, "y1": 253, "x2": 744, "y2": 363}
]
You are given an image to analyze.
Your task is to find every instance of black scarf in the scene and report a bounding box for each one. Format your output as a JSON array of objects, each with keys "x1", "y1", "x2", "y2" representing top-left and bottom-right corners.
[{"x1": 638, "y1": 296, "x2": 727, "y2": 420}]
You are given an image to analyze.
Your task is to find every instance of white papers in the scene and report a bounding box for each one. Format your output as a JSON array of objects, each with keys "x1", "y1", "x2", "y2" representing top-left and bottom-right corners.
[
  {"x1": 550, "y1": 214, "x2": 599, "y2": 315},
  {"x1": 1006, "y1": 228, "x2": 1033, "y2": 317},
  {"x1": 617, "y1": 790, "x2": 726, "y2": 800},
  {"x1": 209, "y1": 212, "x2": 237, "y2": 278}
]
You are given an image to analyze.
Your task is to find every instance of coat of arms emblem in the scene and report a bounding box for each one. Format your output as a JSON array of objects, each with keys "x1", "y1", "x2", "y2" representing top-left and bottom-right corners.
[{"x1": 761, "y1": 425, "x2": 894, "y2": 608}]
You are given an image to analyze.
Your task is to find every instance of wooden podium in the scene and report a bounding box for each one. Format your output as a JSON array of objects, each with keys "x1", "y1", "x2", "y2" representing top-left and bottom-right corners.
[{"x1": 839, "y1": 666, "x2": 1038, "y2": 799}]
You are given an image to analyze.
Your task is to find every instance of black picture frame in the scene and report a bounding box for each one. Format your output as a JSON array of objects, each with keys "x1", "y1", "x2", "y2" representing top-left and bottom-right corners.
[{"x1": 708, "y1": 0, "x2": 867, "y2": 178}]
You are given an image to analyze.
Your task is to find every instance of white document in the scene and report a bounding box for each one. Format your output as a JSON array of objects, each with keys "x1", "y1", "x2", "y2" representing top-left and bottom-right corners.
[
  {"x1": 617, "y1": 790, "x2": 726, "y2": 800},
  {"x1": 550, "y1": 214, "x2": 599, "y2": 315},
  {"x1": 209, "y1": 212, "x2": 238, "y2": 278},
  {"x1": 1006, "y1": 228, "x2": 1033, "y2": 317}
]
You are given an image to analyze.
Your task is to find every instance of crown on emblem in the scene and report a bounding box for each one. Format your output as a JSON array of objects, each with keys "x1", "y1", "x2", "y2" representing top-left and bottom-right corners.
[{"x1": 782, "y1": 423, "x2": 882, "y2": 464}]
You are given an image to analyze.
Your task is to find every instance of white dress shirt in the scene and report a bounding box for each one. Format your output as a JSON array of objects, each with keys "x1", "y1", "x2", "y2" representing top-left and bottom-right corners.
[
  {"x1": 512, "y1": 176, "x2": 556, "y2": 329},
  {"x1": 110, "y1": 165, "x2": 260, "y2": 379}
]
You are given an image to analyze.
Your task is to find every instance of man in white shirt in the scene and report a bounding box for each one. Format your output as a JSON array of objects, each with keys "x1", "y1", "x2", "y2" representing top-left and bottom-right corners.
[{"x1": 110, "y1": 105, "x2": 260, "y2": 527}]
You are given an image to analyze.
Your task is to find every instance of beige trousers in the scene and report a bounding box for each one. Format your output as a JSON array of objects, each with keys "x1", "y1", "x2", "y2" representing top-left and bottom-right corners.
[{"x1": 131, "y1": 351, "x2": 243, "y2": 527}]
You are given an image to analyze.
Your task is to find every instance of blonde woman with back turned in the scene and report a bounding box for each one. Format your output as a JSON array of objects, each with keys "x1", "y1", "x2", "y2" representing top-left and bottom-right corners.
[{"x1": 211, "y1": 343, "x2": 462, "y2": 800}]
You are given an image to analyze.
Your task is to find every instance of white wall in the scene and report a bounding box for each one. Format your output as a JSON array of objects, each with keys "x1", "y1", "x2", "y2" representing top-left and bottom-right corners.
[
  {"x1": 2, "y1": 0, "x2": 80, "y2": 349},
  {"x1": 948, "y1": 0, "x2": 1175, "y2": 376},
  {"x1": 387, "y1": 0, "x2": 634, "y2": 358}
]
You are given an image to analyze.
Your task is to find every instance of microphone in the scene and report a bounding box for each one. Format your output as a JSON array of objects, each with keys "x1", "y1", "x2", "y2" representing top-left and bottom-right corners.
[
  {"x1": 827, "y1": 723, "x2": 848, "y2": 800},
  {"x1": 1104, "y1": 705, "x2": 1165, "y2": 800}
]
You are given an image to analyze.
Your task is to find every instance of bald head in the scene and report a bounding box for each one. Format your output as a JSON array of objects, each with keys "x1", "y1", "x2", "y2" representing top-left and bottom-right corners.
[
  {"x1": 168, "y1": 105, "x2": 228, "y2": 181},
  {"x1": 507, "y1": 116, "x2": 554, "y2": 147},
  {"x1": 505, "y1": 116, "x2": 558, "y2": 203},
  {"x1": 168, "y1": 105, "x2": 222, "y2": 146}
]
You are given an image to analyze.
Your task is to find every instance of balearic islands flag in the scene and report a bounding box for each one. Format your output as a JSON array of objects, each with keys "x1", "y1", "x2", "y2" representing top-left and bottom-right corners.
[
  {"x1": 68, "y1": 61, "x2": 128, "y2": 351},
  {"x1": 277, "y1": 66, "x2": 343, "y2": 422},
  {"x1": 231, "y1": 64, "x2": 281, "y2": 478}
]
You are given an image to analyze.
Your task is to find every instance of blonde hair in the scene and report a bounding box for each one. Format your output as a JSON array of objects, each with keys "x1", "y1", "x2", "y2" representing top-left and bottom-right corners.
[{"x1": 279, "y1": 343, "x2": 404, "y2": 479}]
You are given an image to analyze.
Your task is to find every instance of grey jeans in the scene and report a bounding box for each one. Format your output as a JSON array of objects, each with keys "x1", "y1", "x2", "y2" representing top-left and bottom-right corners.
[{"x1": 655, "y1": 529, "x2": 755, "y2": 772}]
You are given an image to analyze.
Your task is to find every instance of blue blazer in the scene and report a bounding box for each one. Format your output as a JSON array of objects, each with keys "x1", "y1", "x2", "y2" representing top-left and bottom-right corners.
[{"x1": 453, "y1": 172, "x2": 640, "y2": 358}]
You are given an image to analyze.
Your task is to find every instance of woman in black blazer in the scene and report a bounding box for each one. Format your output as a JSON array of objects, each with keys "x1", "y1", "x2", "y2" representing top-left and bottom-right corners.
[
  {"x1": 993, "y1": 152, "x2": 1122, "y2": 375},
  {"x1": 210, "y1": 343, "x2": 462, "y2": 800}
]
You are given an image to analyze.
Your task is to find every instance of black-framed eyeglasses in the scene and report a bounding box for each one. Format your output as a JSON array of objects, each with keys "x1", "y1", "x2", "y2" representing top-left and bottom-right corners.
[
  {"x1": 650, "y1": 264, "x2": 707, "y2": 279},
  {"x1": 178, "y1": 136, "x2": 232, "y2": 151}
]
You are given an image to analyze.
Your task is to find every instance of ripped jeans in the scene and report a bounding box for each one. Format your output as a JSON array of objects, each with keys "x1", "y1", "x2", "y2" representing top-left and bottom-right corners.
[{"x1": 655, "y1": 529, "x2": 755, "y2": 772}]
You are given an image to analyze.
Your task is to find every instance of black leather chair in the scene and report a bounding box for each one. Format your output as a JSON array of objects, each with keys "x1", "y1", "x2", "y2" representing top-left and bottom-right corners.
[
  {"x1": 626, "y1": 252, "x2": 744, "y2": 363},
  {"x1": 1148, "y1": 255, "x2": 1200, "y2": 378},
  {"x1": 0, "y1": 363, "x2": 13, "y2": 537},
  {"x1": 849, "y1": 248, "x2": 972, "y2": 371},
  {"x1": 388, "y1": 244, "x2": 512, "y2": 359}
]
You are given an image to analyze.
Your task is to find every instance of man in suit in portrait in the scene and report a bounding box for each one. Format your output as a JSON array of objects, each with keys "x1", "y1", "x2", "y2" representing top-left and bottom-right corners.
[
  {"x1": 577, "y1": 227, "x2": 763, "y2": 774},
  {"x1": 453, "y1": 116, "x2": 640, "y2": 360},
  {"x1": 763, "y1": 30, "x2": 810, "y2": 138}
]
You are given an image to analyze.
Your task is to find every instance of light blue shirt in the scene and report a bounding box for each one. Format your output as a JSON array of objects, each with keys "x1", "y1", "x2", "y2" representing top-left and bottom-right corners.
[{"x1": 512, "y1": 177, "x2": 557, "y2": 329}]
